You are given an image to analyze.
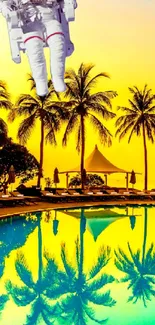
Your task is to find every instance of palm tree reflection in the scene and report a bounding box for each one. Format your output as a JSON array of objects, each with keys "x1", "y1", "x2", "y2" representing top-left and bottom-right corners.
[
  {"x1": 115, "y1": 207, "x2": 155, "y2": 307},
  {"x1": 56, "y1": 209, "x2": 116, "y2": 324},
  {"x1": 5, "y1": 209, "x2": 116, "y2": 324},
  {"x1": 0, "y1": 213, "x2": 38, "y2": 316},
  {"x1": 5, "y1": 212, "x2": 60, "y2": 324}
]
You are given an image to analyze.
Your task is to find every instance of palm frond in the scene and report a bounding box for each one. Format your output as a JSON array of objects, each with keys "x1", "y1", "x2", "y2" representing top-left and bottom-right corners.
[
  {"x1": 88, "y1": 290, "x2": 116, "y2": 307},
  {"x1": 7, "y1": 108, "x2": 17, "y2": 122},
  {"x1": 42, "y1": 309, "x2": 55, "y2": 325},
  {"x1": 17, "y1": 113, "x2": 36, "y2": 144},
  {"x1": 83, "y1": 304, "x2": 108, "y2": 324},
  {"x1": 61, "y1": 243, "x2": 76, "y2": 278},
  {"x1": 84, "y1": 73, "x2": 110, "y2": 94},
  {"x1": 86, "y1": 274, "x2": 115, "y2": 292},
  {"x1": 27, "y1": 73, "x2": 36, "y2": 91},
  {"x1": 5, "y1": 280, "x2": 36, "y2": 306},
  {"x1": 25, "y1": 299, "x2": 40, "y2": 325},
  {"x1": 88, "y1": 91, "x2": 117, "y2": 108},
  {"x1": 0, "y1": 99, "x2": 12, "y2": 110},
  {"x1": 88, "y1": 246, "x2": 111, "y2": 279},
  {"x1": 62, "y1": 111, "x2": 79, "y2": 146},
  {"x1": 86, "y1": 102, "x2": 116, "y2": 120},
  {"x1": 15, "y1": 251, "x2": 35, "y2": 288},
  {"x1": 0, "y1": 294, "x2": 8, "y2": 311},
  {"x1": 15, "y1": 94, "x2": 39, "y2": 116},
  {"x1": 88, "y1": 113, "x2": 112, "y2": 146},
  {"x1": 0, "y1": 118, "x2": 8, "y2": 135}
]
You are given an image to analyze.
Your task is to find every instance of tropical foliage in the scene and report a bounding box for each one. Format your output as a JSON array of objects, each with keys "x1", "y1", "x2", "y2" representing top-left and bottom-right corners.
[
  {"x1": 114, "y1": 208, "x2": 155, "y2": 307},
  {"x1": 61, "y1": 63, "x2": 117, "y2": 188},
  {"x1": 8, "y1": 80, "x2": 69, "y2": 187},
  {"x1": 5, "y1": 212, "x2": 63, "y2": 325},
  {"x1": 69, "y1": 173, "x2": 105, "y2": 187},
  {"x1": 55, "y1": 241, "x2": 116, "y2": 325},
  {"x1": 115, "y1": 85, "x2": 155, "y2": 190},
  {"x1": 0, "y1": 140, "x2": 39, "y2": 183},
  {"x1": 0, "y1": 81, "x2": 12, "y2": 147},
  {"x1": 47, "y1": 210, "x2": 116, "y2": 325},
  {"x1": 0, "y1": 213, "x2": 38, "y2": 317}
]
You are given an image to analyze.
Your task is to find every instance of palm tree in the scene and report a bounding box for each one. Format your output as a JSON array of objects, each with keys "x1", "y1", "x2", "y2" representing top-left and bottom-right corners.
[
  {"x1": 0, "y1": 81, "x2": 12, "y2": 147},
  {"x1": 61, "y1": 63, "x2": 117, "y2": 189},
  {"x1": 5, "y1": 212, "x2": 60, "y2": 325},
  {"x1": 53, "y1": 209, "x2": 116, "y2": 324},
  {"x1": 115, "y1": 85, "x2": 155, "y2": 191},
  {"x1": 115, "y1": 207, "x2": 155, "y2": 307},
  {"x1": 8, "y1": 78, "x2": 69, "y2": 187}
]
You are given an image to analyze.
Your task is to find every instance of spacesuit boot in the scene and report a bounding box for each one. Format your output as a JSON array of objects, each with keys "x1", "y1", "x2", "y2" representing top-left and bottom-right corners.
[
  {"x1": 45, "y1": 20, "x2": 66, "y2": 92},
  {"x1": 23, "y1": 31, "x2": 49, "y2": 97}
]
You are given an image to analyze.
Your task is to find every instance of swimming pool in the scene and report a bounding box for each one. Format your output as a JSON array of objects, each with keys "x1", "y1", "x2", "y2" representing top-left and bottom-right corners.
[{"x1": 0, "y1": 205, "x2": 155, "y2": 325}]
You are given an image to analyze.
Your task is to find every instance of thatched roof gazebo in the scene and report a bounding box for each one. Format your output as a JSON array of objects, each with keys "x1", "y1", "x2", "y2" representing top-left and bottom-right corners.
[{"x1": 59, "y1": 145, "x2": 139, "y2": 190}]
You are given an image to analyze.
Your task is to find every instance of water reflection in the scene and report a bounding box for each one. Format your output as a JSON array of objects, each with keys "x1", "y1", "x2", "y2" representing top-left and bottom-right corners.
[
  {"x1": 5, "y1": 211, "x2": 60, "y2": 325},
  {"x1": 0, "y1": 206, "x2": 155, "y2": 324},
  {"x1": 115, "y1": 207, "x2": 155, "y2": 307},
  {"x1": 55, "y1": 209, "x2": 116, "y2": 324},
  {"x1": 0, "y1": 213, "x2": 38, "y2": 318}
]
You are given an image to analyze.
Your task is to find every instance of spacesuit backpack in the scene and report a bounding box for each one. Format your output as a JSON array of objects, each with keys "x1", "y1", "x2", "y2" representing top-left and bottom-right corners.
[{"x1": 0, "y1": 0, "x2": 77, "y2": 63}]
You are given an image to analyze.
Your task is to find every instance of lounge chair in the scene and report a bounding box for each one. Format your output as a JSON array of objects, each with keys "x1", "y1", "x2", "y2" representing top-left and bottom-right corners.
[
  {"x1": 11, "y1": 191, "x2": 39, "y2": 205},
  {"x1": 56, "y1": 189, "x2": 69, "y2": 196},
  {"x1": 41, "y1": 190, "x2": 55, "y2": 197},
  {"x1": 0, "y1": 193, "x2": 11, "y2": 198},
  {"x1": 41, "y1": 190, "x2": 70, "y2": 203},
  {"x1": 68, "y1": 189, "x2": 80, "y2": 196},
  {"x1": 93, "y1": 190, "x2": 104, "y2": 195},
  {"x1": 83, "y1": 190, "x2": 94, "y2": 195}
]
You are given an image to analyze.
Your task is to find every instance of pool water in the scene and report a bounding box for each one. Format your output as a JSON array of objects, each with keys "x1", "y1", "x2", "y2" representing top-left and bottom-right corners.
[{"x1": 0, "y1": 205, "x2": 155, "y2": 325}]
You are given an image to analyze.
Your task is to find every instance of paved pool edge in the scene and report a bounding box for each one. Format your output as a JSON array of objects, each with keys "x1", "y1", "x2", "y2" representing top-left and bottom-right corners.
[{"x1": 0, "y1": 200, "x2": 154, "y2": 218}]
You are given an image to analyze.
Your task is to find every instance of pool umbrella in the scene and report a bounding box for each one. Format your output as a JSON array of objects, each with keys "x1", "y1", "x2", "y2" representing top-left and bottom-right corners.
[
  {"x1": 130, "y1": 170, "x2": 136, "y2": 188},
  {"x1": 53, "y1": 168, "x2": 60, "y2": 188},
  {"x1": 8, "y1": 165, "x2": 15, "y2": 191}
]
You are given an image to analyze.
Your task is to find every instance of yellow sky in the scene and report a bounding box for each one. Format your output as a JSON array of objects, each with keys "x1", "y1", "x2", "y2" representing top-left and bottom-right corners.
[{"x1": 0, "y1": 0, "x2": 155, "y2": 188}]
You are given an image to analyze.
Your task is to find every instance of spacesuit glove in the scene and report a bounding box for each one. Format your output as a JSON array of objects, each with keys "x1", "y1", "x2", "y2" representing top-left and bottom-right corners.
[{"x1": 0, "y1": 1, "x2": 12, "y2": 18}]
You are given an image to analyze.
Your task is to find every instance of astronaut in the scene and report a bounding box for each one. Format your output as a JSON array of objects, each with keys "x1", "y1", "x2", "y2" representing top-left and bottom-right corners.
[{"x1": 0, "y1": 0, "x2": 77, "y2": 96}]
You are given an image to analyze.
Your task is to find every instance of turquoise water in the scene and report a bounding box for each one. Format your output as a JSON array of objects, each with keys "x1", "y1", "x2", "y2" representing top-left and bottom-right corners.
[{"x1": 0, "y1": 205, "x2": 155, "y2": 324}]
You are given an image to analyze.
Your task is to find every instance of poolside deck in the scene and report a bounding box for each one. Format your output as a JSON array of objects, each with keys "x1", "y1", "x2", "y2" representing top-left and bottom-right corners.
[{"x1": 0, "y1": 199, "x2": 154, "y2": 219}]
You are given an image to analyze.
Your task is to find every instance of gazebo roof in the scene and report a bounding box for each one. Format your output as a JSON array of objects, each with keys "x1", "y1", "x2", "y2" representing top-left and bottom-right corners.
[{"x1": 59, "y1": 144, "x2": 128, "y2": 174}]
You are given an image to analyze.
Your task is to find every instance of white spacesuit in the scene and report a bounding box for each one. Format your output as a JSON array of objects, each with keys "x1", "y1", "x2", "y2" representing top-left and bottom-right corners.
[{"x1": 0, "y1": 0, "x2": 77, "y2": 96}]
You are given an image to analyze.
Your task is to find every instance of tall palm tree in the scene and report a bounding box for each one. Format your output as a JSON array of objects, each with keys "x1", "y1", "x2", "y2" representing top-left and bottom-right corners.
[
  {"x1": 5, "y1": 212, "x2": 60, "y2": 325},
  {"x1": 115, "y1": 85, "x2": 155, "y2": 191},
  {"x1": 53, "y1": 209, "x2": 116, "y2": 324},
  {"x1": 8, "y1": 79, "x2": 69, "y2": 187},
  {"x1": 61, "y1": 63, "x2": 117, "y2": 189},
  {"x1": 115, "y1": 207, "x2": 155, "y2": 307},
  {"x1": 0, "y1": 81, "x2": 12, "y2": 147}
]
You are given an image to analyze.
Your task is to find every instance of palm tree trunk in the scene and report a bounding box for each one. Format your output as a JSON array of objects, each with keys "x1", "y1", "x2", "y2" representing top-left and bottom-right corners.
[
  {"x1": 38, "y1": 213, "x2": 43, "y2": 294},
  {"x1": 80, "y1": 115, "x2": 85, "y2": 190},
  {"x1": 142, "y1": 122, "x2": 148, "y2": 191},
  {"x1": 142, "y1": 207, "x2": 148, "y2": 265},
  {"x1": 79, "y1": 209, "x2": 85, "y2": 277},
  {"x1": 37, "y1": 116, "x2": 44, "y2": 188}
]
